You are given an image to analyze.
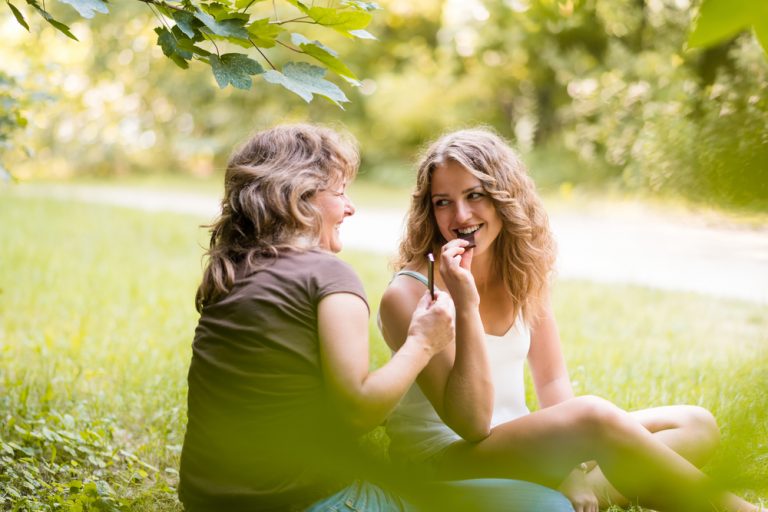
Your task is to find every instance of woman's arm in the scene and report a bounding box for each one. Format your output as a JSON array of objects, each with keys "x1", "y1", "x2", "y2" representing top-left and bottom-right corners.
[
  {"x1": 319, "y1": 290, "x2": 454, "y2": 435},
  {"x1": 380, "y1": 242, "x2": 494, "y2": 442},
  {"x1": 438, "y1": 241, "x2": 495, "y2": 439},
  {"x1": 527, "y1": 290, "x2": 599, "y2": 511},
  {"x1": 528, "y1": 288, "x2": 574, "y2": 408}
]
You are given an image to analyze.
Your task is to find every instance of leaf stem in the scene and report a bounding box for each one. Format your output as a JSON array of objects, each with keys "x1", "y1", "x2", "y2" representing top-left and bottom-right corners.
[
  {"x1": 272, "y1": 16, "x2": 313, "y2": 25},
  {"x1": 207, "y1": 35, "x2": 221, "y2": 57},
  {"x1": 239, "y1": 0, "x2": 257, "y2": 14},
  {"x1": 135, "y1": 0, "x2": 185, "y2": 13},
  {"x1": 276, "y1": 39, "x2": 303, "y2": 53},
  {"x1": 252, "y1": 43, "x2": 277, "y2": 70},
  {"x1": 146, "y1": 2, "x2": 172, "y2": 35}
]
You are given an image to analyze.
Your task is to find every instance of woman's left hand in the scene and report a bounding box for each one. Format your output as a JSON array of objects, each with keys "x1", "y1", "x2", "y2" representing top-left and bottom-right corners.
[{"x1": 558, "y1": 466, "x2": 599, "y2": 512}]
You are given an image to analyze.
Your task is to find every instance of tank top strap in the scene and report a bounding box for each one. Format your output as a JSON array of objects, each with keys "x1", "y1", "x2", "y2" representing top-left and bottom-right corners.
[{"x1": 394, "y1": 270, "x2": 429, "y2": 287}]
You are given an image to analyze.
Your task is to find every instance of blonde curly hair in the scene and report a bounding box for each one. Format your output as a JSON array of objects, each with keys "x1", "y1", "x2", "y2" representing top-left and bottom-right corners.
[{"x1": 396, "y1": 128, "x2": 556, "y2": 323}]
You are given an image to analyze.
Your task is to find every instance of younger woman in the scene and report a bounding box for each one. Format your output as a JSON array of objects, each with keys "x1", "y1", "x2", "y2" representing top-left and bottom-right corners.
[{"x1": 379, "y1": 128, "x2": 761, "y2": 512}]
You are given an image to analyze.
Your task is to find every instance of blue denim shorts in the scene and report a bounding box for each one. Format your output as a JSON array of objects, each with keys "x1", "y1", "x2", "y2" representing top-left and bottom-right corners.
[
  {"x1": 304, "y1": 480, "x2": 411, "y2": 512},
  {"x1": 304, "y1": 478, "x2": 574, "y2": 512},
  {"x1": 419, "y1": 479, "x2": 575, "y2": 511}
]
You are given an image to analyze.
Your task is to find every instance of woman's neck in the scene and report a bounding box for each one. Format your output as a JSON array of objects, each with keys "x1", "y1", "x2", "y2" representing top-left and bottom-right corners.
[{"x1": 470, "y1": 251, "x2": 496, "y2": 292}]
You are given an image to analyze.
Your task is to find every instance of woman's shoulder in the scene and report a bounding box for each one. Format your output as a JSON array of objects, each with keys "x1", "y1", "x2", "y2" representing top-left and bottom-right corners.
[
  {"x1": 245, "y1": 249, "x2": 359, "y2": 288},
  {"x1": 303, "y1": 249, "x2": 360, "y2": 280},
  {"x1": 274, "y1": 249, "x2": 367, "y2": 302},
  {"x1": 381, "y1": 264, "x2": 429, "y2": 309},
  {"x1": 282, "y1": 247, "x2": 351, "y2": 269}
]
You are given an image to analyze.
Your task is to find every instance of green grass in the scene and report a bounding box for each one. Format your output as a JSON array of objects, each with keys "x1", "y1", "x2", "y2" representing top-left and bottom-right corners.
[{"x1": 0, "y1": 193, "x2": 766, "y2": 510}]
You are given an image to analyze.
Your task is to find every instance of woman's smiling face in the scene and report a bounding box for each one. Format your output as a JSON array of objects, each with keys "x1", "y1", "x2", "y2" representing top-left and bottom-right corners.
[
  {"x1": 430, "y1": 160, "x2": 502, "y2": 255},
  {"x1": 312, "y1": 179, "x2": 355, "y2": 253}
]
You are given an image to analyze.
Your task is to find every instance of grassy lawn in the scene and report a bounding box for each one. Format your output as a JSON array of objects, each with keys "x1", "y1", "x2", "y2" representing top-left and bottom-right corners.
[{"x1": 0, "y1": 193, "x2": 765, "y2": 510}]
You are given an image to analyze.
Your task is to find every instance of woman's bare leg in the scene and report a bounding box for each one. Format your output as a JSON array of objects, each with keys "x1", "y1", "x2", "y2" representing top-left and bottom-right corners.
[
  {"x1": 588, "y1": 405, "x2": 722, "y2": 508},
  {"x1": 632, "y1": 405, "x2": 721, "y2": 465},
  {"x1": 433, "y1": 396, "x2": 755, "y2": 512}
]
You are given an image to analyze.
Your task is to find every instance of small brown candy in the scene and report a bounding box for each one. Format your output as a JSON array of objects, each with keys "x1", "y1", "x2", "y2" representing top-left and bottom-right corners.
[{"x1": 457, "y1": 231, "x2": 476, "y2": 249}]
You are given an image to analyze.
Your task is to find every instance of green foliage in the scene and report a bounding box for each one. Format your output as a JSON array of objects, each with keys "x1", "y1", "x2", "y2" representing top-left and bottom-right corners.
[
  {"x1": 4, "y1": 0, "x2": 768, "y2": 212},
  {"x1": 0, "y1": 409, "x2": 174, "y2": 511},
  {"x1": 689, "y1": 0, "x2": 768, "y2": 54},
  {"x1": 627, "y1": 39, "x2": 768, "y2": 209},
  {"x1": 263, "y1": 62, "x2": 349, "y2": 106},
  {"x1": 0, "y1": 0, "x2": 379, "y2": 181},
  {"x1": 6, "y1": 1, "x2": 28, "y2": 30},
  {"x1": 0, "y1": 73, "x2": 23, "y2": 182},
  {"x1": 58, "y1": 0, "x2": 109, "y2": 19},
  {"x1": 291, "y1": 33, "x2": 357, "y2": 81},
  {"x1": 0, "y1": 72, "x2": 49, "y2": 183},
  {"x1": 4, "y1": 0, "x2": 378, "y2": 103},
  {"x1": 155, "y1": 27, "x2": 194, "y2": 69},
  {"x1": 24, "y1": 0, "x2": 80, "y2": 40},
  {"x1": 452, "y1": 0, "x2": 768, "y2": 210},
  {"x1": 209, "y1": 53, "x2": 264, "y2": 89}
]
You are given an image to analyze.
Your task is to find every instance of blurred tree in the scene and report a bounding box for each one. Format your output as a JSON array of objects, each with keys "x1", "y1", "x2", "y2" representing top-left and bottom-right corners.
[
  {"x1": 454, "y1": 0, "x2": 768, "y2": 208},
  {"x1": 5, "y1": 0, "x2": 377, "y2": 103},
  {"x1": 1, "y1": 0, "x2": 380, "y2": 178},
  {"x1": 0, "y1": 72, "x2": 28, "y2": 181},
  {"x1": 3, "y1": 0, "x2": 766, "y2": 210}
]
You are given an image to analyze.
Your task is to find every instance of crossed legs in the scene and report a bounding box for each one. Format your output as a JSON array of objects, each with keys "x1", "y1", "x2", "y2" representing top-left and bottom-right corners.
[
  {"x1": 433, "y1": 396, "x2": 756, "y2": 512},
  {"x1": 586, "y1": 405, "x2": 722, "y2": 508}
]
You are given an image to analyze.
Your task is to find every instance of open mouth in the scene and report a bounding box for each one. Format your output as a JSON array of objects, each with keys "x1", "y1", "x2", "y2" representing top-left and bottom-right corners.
[{"x1": 453, "y1": 225, "x2": 480, "y2": 248}]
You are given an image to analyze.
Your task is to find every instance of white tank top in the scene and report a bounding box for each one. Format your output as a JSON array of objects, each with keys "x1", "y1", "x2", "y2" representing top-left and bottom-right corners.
[{"x1": 383, "y1": 271, "x2": 531, "y2": 463}]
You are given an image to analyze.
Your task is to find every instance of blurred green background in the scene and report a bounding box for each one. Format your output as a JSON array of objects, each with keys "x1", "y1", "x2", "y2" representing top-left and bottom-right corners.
[
  {"x1": 2, "y1": 0, "x2": 766, "y2": 209},
  {"x1": 1, "y1": 0, "x2": 767, "y2": 510}
]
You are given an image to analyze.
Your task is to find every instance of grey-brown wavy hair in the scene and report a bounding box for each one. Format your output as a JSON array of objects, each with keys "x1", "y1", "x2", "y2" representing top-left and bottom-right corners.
[
  {"x1": 196, "y1": 124, "x2": 359, "y2": 312},
  {"x1": 396, "y1": 128, "x2": 556, "y2": 323}
]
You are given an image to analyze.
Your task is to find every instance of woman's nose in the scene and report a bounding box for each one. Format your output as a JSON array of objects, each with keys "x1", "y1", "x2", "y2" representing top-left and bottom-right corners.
[
  {"x1": 453, "y1": 200, "x2": 471, "y2": 223},
  {"x1": 344, "y1": 196, "x2": 356, "y2": 217}
]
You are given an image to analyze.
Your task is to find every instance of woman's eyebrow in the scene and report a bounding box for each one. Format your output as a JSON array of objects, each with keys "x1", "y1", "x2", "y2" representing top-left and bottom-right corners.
[{"x1": 431, "y1": 186, "x2": 483, "y2": 198}]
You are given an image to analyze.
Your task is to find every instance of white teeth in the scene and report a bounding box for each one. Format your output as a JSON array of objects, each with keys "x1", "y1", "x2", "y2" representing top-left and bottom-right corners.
[{"x1": 457, "y1": 225, "x2": 480, "y2": 235}]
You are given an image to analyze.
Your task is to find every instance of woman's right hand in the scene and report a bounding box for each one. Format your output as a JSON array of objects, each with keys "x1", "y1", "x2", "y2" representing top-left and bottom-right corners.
[
  {"x1": 439, "y1": 239, "x2": 480, "y2": 309},
  {"x1": 407, "y1": 289, "x2": 455, "y2": 357}
]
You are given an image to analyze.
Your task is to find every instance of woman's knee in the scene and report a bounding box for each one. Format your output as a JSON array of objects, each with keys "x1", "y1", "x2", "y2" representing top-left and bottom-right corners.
[
  {"x1": 681, "y1": 405, "x2": 720, "y2": 450},
  {"x1": 566, "y1": 395, "x2": 631, "y2": 439}
]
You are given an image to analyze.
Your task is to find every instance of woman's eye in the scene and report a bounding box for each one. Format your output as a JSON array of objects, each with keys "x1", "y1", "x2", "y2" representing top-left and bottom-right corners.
[
  {"x1": 468, "y1": 192, "x2": 484, "y2": 200},
  {"x1": 433, "y1": 199, "x2": 449, "y2": 208}
]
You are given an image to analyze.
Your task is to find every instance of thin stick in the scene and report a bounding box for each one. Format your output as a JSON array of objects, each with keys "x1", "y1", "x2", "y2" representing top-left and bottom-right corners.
[{"x1": 427, "y1": 253, "x2": 435, "y2": 301}]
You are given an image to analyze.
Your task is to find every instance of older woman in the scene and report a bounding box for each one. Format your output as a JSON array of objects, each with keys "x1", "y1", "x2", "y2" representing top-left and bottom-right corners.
[{"x1": 178, "y1": 124, "x2": 456, "y2": 511}]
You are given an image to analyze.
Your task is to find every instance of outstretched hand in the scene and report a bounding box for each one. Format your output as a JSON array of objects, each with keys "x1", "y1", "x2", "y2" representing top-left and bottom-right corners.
[{"x1": 438, "y1": 239, "x2": 479, "y2": 309}]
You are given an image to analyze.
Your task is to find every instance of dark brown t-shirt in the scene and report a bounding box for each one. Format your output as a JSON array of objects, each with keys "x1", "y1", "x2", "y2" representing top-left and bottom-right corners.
[{"x1": 179, "y1": 249, "x2": 368, "y2": 511}]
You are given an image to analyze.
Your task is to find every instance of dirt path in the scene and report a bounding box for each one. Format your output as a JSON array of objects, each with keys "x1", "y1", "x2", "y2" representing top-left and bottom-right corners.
[{"x1": 10, "y1": 184, "x2": 768, "y2": 303}]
